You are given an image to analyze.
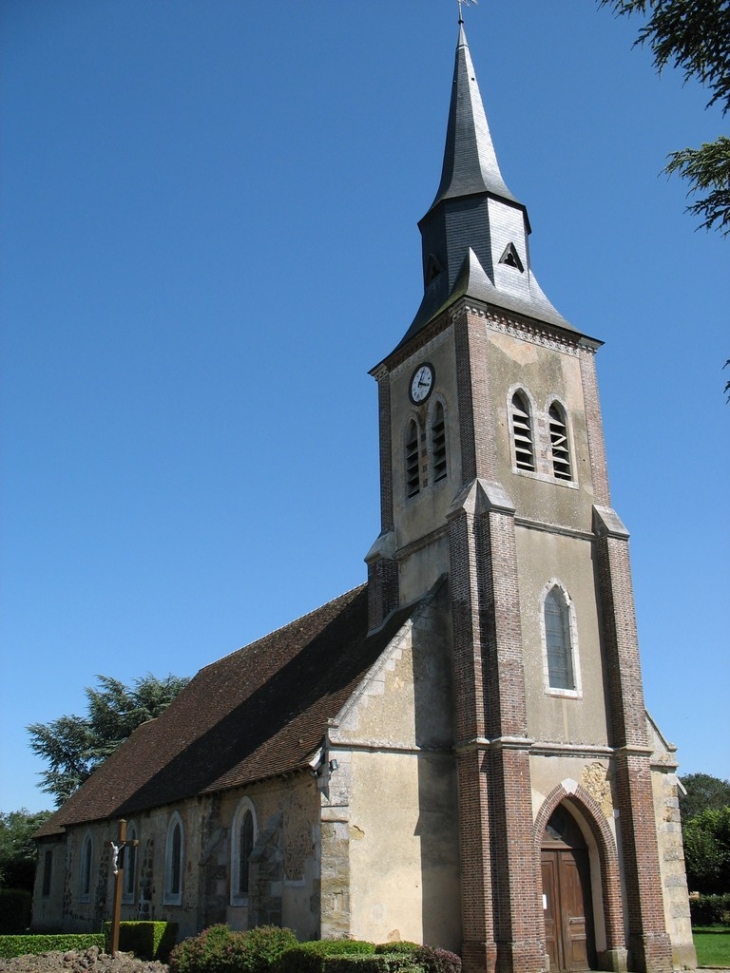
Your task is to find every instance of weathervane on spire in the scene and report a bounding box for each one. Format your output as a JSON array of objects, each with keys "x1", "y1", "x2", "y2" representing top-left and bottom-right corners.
[{"x1": 456, "y1": 0, "x2": 477, "y2": 25}]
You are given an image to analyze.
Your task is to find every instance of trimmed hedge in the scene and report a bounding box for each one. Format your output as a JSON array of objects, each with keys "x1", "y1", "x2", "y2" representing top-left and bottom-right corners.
[
  {"x1": 690, "y1": 893, "x2": 730, "y2": 927},
  {"x1": 169, "y1": 924, "x2": 299, "y2": 973},
  {"x1": 323, "y1": 955, "x2": 414, "y2": 973},
  {"x1": 374, "y1": 944, "x2": 419, "y2": 955},
  {"x1": 0, "y1": 934, "x2": 105, "y2": 959},
  {"x1": 275, "y1": 940, "x2": 375, "y2": 973},
  {"x1": 103, "y1": 921, "x2": 178, "y2": 960},
  {"x1": 0, "y1": 891, "x2": 31, "y2": 935}
]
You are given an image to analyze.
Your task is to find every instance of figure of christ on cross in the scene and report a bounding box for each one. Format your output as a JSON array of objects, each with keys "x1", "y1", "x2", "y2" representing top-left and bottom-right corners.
[{"x1": 109, "y1": 820, "x2": 139, "y2": 956}]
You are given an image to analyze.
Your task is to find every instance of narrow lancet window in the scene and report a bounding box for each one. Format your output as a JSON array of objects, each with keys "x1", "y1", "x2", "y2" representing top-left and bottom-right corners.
[
  {"x1": 549, "y1": 403, "x2": 572, "y2": 480},
  {"x1": 431, "y1": 402, "x2": 447, "y2": 483},
  {"x1": 511, "y1": 392, "x2": 535, "y2": 472},
  {"x1": 165, "y1": 814, "x2": 184, "y2": 903},
  {"x1": 231, "y1": 799, "x2": 257, "y2": 905},
  {"x1": 80, "y1": 834, "x2": 93, "y2": 900},
  {"x1": 406, "y1": 420, "x2": 420, "y2": 498},
  {"x1": 544, "y1": 587, "x2": 576, "y2": 691},
  {"x1": 237, "y1": 811, "x2": 254, "y2": 898},
  {"x1": 122, "y1": 822, "x2": 137, "y2": 903}
]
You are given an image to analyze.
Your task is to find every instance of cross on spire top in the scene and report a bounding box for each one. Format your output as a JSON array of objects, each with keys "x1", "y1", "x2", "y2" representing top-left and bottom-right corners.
[{"x1": 456, "y1": 0, "x2": 477, "y2": 25}]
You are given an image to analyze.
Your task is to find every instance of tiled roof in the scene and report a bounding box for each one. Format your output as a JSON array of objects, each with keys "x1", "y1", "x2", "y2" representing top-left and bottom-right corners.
[{"x1": 36, "y1": 584, "x2": 413, "y2": 837}]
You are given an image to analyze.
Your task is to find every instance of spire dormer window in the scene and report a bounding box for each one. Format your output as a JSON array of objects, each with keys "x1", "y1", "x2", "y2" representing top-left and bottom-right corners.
[
  {"x1": 425, "y1": 254, "x2": 444, "y2": 285},
  {"x1": 511, "y1": 392, "x2": 535, "y2": 472},
  {"x1": 499, "y1": 242, "x2": 524, "y2": 273}
]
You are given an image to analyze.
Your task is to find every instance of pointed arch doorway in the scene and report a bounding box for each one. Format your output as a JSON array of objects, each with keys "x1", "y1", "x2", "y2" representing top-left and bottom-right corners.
[{"x1": 541, "y1": 806, "x2": 597, "y2": 971}]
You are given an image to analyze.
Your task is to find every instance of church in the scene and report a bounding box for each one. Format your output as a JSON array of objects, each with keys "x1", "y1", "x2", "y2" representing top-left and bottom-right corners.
[{"x1": 32, "y1": 21, "x2": 696, "y2": 973}]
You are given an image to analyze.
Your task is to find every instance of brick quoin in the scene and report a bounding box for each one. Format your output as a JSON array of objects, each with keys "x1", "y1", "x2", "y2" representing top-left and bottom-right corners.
[{"x1": 595, "y1": 529, "x2": 672, "y2": 972}]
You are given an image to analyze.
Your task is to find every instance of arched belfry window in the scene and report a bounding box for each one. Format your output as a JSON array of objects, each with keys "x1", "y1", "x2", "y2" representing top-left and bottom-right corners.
[
  {"x1": 549, "y1": 402, "x2": 572, "y2": 481},
  {"x1": 164, "y1": 813, "x2": 184, "y2": 905},
  {"x1": 543, "y1": 585, "x2": 577, "y2": 692},
  {"x1": 511, "y1": 391, "x2": 535, "y2": 472},
  {"x1": 405, "y1": 419, "x2": 420, "y2": 498},
  {"x1": 79, "y1": 832, "x2": 93, "y2": 901},
  {"x1": 231, "y1": 798, "x2": 257, "y2": 905},
  {"x1": 430, "y1": 401, "x2": 447, "y2": 483}
]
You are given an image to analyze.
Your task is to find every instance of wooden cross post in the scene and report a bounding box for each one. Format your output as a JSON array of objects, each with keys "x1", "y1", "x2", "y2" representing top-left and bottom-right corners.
[{"x1": 109, "y1": 820, "x2": 138, "y2": 956}]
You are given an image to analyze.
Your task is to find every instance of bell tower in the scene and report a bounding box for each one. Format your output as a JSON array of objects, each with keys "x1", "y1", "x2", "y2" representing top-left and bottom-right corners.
[{"x1": 366, "y1": 19, "x2": 677, "y2": 973}]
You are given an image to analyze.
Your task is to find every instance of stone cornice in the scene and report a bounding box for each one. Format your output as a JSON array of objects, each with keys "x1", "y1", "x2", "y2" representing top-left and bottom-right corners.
[{"x1": 450, "y1": 298, "x2": 591, "y2": 357}]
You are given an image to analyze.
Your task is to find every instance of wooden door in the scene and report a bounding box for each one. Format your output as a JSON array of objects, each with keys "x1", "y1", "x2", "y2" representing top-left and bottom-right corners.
[{"x1": 541, "y1": 809, "x2": 597, "y2": 971}]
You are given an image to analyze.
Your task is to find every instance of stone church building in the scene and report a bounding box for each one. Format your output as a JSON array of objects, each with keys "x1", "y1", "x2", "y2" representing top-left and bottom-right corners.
[{"x1": 33, "y1": 23, "x2": 695, "y2": 973}]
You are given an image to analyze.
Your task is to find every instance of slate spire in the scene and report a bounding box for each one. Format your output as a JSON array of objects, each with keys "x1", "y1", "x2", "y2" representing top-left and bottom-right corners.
[
  {"x1": 429, "y1": 22, "x2": 519, "y2": 212},
  {"x1": 400, "y1": 22, "x2": 572, "y2": 345}
]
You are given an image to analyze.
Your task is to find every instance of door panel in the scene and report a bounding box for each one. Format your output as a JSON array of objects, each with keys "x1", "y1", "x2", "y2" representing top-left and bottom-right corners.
[
  {"x1": 541, "y1": 847, "x2": 596, "y2": 971},
  {"x1": 541, "y1": 854, "x2": 562, "y2": 972},
  {"x1": 560, "y1": 851, "x2": 593, "y2": 970}
]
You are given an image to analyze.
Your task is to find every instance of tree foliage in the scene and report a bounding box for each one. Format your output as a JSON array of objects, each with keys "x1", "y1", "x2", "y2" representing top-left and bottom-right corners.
[
  {"x1": 600, "y1": 0, "x2": 730, "y2": 235},
  {"x1": 680, "y1": 772, "x2": 730, "y2": 820},
  {"x1": 679, "y1": 773, "x2": 730, "y2": 894},
  {"x1": 0, "y1": 809, "x2": 52, "y2": 891},
  {"x1": 27, "y1": 673, "x2": 189, "y2": 807},
  {"x1": 683, "y1": 806, "x2": 730, "y2": 893}
]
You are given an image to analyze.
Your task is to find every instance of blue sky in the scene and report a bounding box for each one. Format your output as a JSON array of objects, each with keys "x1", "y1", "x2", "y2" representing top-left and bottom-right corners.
[{"x1": 1, "y1": 0, "x2": 728, "y2": 814}]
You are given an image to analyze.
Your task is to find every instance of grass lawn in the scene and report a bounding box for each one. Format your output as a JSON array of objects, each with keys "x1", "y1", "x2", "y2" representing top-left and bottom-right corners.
[{"x1": 694, "y1": 926, "x2": 730, "y2": 967}]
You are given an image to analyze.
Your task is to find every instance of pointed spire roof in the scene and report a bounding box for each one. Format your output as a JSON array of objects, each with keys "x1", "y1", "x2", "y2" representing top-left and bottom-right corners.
[
  {"x1": 428, "y1": 23, "x2": 521, "y2": 214},
  {"x1": 388, "y1": 21, "x2": 580, "y2": 349}
]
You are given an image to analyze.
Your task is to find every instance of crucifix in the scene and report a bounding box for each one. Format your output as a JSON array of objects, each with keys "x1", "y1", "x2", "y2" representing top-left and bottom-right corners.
[{"x1": 109, "y1": 819, "x2": 139, "y2": 956}]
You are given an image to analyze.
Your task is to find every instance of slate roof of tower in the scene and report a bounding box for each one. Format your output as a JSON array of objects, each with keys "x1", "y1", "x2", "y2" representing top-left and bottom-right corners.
[{"x1": 36, "y1": 585, "x2": 415, "y2": 837}]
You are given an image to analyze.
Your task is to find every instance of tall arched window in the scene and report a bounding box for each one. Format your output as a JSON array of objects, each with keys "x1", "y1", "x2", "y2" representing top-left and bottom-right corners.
[
  {"x1": 549, "y1": 402, "x2": 572, "y2": 481},
  {"x1": 430, "y1": 401, "x2": 447, "y2": 483},
  {"x1": 122, "y1": 821, "x2": 138, "y2": 904},
  {"x1": 511, "y1": 391, "x2": 535, "y2": 472},
  {"x1": 164, "y1": 813, "x2": 184, "y2": 905},
  {"x1": 544, "y1": 586, "x2": 576, "y2": 691},
  {"x1": 79, "y1": 832, "x2": 93, "y2": 901},
  {"x1": 405, "y1": 420, "x2": 420, "y2": 498},
  {"x1": 231, "y1": 798, "x2": 257, "y2": 905}
]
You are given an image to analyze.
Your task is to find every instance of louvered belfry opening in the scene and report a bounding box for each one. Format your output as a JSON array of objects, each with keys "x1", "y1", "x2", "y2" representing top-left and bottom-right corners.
[
  {"x1": 406, "y1": 420, "x2": 421, "y2": 498},
  {"x1": 511, "y1": 392, "x2": 535, "y2": 471},
  {"x1": 549, "y1": 403, "x2": 572, "y2": 480},
  {"x1": 431, "y1": 401, "x2": 447, "y2": 482}
]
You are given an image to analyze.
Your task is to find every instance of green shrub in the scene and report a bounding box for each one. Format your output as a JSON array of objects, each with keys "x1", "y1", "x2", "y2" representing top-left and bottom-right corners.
[
  {"x1": 236, "y1": 925, "x2": 299, "y2": 973},
  {"x1": 169, "y1": 924, "x2": 298, "y2": 973},
  {"x1": 0, "y1": 890, "x2": 31, "y2": 934},
  {"x1": 690, "y1": 893, "x2": 730, "y2": 927},
  {"x1": 412, "y1": 946, "x2": 461, "y2": 973},
  {"x1": 0, "y1": 934, "x2": 105, "y2": 959},
  {"x1": 275, "y1": 940, "x2": 375, "y2": 973},
  {"x1": 324, "y1": 955, "x2": 414, "y2": 973},
  {"x1": 103, "y1": 920, "x2": 178, "y2": 960},
  {"x1": 374, "y1": 943, "x2": 419, "y2": 955}
]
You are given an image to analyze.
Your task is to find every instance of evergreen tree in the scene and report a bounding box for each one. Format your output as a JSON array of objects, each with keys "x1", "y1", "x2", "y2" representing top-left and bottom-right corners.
[
  {"x1": 600, "y1": 0, "x2": 730, "y2": 235},
  {"x1": 0, "y1": 809, "x2": 52, "y2": 891},
  {"x1": 28, "y1": 673, "x2": 189, "y2": 807}
]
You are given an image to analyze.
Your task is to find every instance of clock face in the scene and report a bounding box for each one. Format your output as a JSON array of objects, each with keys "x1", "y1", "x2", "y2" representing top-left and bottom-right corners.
[{"x1": 410, "y1": 363, "x2": 434, "y2": 404}]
